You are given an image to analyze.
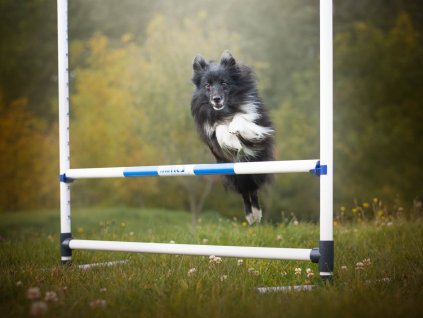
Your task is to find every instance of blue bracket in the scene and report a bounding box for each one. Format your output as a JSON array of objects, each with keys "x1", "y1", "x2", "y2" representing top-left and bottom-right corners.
[
  {"x1": 59, "y1": 174, "x2": 74, "y2": 183},
  {"x1": 309, "y1": 161, "x2": 327, "y2": 177}
]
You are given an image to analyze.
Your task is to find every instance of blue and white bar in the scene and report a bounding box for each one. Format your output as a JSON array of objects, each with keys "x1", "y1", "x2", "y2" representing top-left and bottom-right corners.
[
  {"x1": 67, "y1": 239, "x2": 315, "y2": 261},
  {"x1": 64, "y1": 159, "x2": 320, "y2": 180}
]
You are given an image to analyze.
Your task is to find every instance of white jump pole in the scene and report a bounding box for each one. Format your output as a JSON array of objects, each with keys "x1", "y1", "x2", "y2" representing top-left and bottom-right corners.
[
  {"x1": 319, "y1": 0, "x2": 334, "y2": 280},
  {"x1": 57, "y1": 0, "x2": 72, "y2": 264},
  {"x1": 64, "y1": 160, "x2": 322, "y2": 180}
]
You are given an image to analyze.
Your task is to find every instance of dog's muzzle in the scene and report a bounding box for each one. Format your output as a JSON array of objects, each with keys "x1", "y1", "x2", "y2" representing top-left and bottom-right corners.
[{"x1": 211, "y1": 96, "x2": 224, "y2": 110}]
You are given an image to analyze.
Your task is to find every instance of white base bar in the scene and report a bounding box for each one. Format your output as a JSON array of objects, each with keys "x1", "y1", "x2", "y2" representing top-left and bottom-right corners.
[
  {"x1": 257, "y1": 285, "x2": 316, "y2": 293},
  {"x1": 77, "y1": 260, "x2": 129, "y2": 270},
  {"x1": 68, "y1": 239, "x2": 313, "y2": 261}
]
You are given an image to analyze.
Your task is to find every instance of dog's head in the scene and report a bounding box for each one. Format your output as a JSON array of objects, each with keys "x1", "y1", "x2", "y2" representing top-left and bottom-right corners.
[{"x1": 192, "y1": 51, "x2": 238, "y2": 111}]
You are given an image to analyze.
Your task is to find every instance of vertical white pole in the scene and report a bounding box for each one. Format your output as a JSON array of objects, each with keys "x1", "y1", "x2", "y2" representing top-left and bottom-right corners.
[
  {"x1": 57, "y1": 0, "x2": 72, "y2": 263},
  {"x1": 319, "y1": 0, "x2": 334, "y2": 279}
]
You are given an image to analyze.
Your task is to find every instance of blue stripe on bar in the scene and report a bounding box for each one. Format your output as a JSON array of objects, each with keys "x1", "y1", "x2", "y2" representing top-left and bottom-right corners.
[
  {"x1": 123, "y1": 166, "x2": 159, "y2": 177},
  {"x1": 123, "y1": 163, "x2": 235, "y2": 177},
  {"x1": 193, "y1": 163, "x2": 235, "y2": 175}
]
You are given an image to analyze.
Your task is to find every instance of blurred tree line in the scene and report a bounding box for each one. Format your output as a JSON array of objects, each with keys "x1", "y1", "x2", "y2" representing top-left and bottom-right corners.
[{"x1": 0, "y1": 0, "x2": 422, "y2": 221}]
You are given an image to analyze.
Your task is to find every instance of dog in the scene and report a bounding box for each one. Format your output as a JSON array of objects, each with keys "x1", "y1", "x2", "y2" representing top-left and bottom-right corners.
[{"x1": 191, "y1": 51, "x2": 275, "y2": 224}]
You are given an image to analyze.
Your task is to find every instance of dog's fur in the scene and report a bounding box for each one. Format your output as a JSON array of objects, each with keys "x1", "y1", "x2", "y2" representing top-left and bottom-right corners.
[{"x1": 191, "y1": 51, "x2": 274, "y2": 224}]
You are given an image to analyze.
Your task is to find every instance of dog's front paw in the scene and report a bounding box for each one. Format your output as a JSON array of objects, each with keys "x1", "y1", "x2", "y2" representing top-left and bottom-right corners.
[
  {"x1": 216, "y1": 124, "x2": 242, "y2": 151},
  {"x1": 228, "y1": 119, "x2": 241, "y2": 135},
  {"x1": 229, "y1": 114, "x2": 274, "y2": 141}
]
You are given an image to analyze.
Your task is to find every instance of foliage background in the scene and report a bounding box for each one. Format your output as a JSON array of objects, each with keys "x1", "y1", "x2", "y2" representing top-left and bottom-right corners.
[{"x1": 0, "y1": 0, "x2": 422, "y2": 221}]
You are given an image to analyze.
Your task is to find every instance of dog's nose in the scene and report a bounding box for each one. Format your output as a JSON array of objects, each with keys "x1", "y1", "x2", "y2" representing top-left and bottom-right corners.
[{"x1": 213, "y1": 96, "x2": 222, "y2": 104}]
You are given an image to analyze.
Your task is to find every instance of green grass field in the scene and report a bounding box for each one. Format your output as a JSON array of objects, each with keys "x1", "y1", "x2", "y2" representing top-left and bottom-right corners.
[{"x1": 1, "y1": 208, "x2": 422, "y2": 317}]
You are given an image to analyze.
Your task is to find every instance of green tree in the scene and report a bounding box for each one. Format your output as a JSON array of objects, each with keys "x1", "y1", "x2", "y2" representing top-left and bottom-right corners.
[
  {"x1": 0, "y1": 98, "x2": 58, "y2": 211},
  {"x1": 0, "y1": 0, "x2": 57, "y2": 118},
  {"x1": 334, "y1": 12, "x2": 423, "y2": 204}
]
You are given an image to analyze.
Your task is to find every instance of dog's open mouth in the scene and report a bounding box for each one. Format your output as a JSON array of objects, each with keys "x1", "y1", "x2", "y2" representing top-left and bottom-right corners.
[{"x1": 212, "y1": 104, "x2": 225, "y2": 111}]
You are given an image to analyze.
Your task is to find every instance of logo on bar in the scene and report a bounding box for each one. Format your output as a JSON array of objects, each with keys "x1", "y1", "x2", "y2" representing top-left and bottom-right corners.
[{"x1": 158, "y1": 166, "x2": 192, "y2": 176}]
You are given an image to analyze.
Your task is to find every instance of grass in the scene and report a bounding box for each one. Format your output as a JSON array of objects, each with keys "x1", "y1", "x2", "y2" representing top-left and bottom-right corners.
[{"x1": 0, "y1": 208, "x2": 422, "y2": 317}]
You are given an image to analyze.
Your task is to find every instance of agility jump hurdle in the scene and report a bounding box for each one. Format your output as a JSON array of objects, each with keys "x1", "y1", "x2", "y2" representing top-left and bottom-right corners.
[{"x1": 58, "y1": 0, "x2": 334, "y2": 279}]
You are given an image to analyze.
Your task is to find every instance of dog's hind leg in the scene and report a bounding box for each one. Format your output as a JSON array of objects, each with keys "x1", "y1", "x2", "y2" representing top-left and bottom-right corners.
[
  {"x1": 243, "y1": 191, "x2": 262, "y2": 225},
  {"x1": 242, "y1": 192, "x2": 253, "y2": 223},
  {"x1": 249, "y1": 191, "x2": 262, "y2": 224}
]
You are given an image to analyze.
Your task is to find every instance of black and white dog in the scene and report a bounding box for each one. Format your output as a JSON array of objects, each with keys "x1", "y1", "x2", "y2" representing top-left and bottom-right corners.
[{"x1": 191, "y1": 51, "x2": 275, "y2": 224}]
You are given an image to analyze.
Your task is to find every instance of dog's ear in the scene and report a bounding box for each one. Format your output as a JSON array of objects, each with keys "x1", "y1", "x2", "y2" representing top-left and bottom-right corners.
[
  {"x1": 193, "y1": 55, "x2": 208, "y2": 73},
  {"x1": 220, "y1": 50, "x2": 236, "y2": 68}
]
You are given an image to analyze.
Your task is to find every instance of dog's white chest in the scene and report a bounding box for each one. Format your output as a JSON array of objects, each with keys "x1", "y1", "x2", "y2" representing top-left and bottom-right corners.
[{"x1": 211, "y1": 113, "x2": 273, "y2": 157}]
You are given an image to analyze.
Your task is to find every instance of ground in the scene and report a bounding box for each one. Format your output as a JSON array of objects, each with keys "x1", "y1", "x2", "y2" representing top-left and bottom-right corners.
[{"x1": 0, "y1": 208, "x2": 422, "y2": 317}]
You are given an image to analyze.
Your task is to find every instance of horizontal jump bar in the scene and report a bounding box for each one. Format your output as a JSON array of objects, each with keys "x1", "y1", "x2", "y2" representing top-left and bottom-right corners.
[
  {"x1": 64, "y1": 159, "x2": 320, "y2": 180},
  {"x1": 67, "y1": 239, "x2": 316, "y2": 261}
]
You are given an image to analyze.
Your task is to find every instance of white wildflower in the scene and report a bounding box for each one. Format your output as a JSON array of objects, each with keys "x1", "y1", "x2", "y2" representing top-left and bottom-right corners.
[
  {"x1": 44, "y1": 291, "x2": 58, "y2": 303},
  {"x1": 187, "y1": 268, "x2": 197, "y2": 276},
  {"x1": 247, "y1": 267, "x2": 259, "y2": 276},
  {"x1": 362, "y1": 258, "x2": 372, "y2": 267},
  {"x1": 27, "y1": 287, "x2": 41, "y2": 300},
  {"x1": 209, "y1": 255, "x2": 222, "y2": 264},
  {"x1": 356, "y1": 258, "x2": 371, "y2": 270},
  {"x1": 356, "y1": 262, "x2": 364, "y2": 270}
]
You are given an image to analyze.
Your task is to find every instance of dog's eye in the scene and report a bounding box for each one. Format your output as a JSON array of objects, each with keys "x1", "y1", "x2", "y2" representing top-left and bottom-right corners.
[
  {"x1": 205, "y1": 83, "x2": 211, "y2": 90},
  {"x1": 221, "y1": 81, "x2": 228, "y2": 87}
]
